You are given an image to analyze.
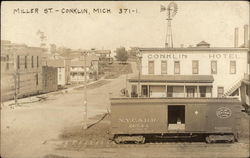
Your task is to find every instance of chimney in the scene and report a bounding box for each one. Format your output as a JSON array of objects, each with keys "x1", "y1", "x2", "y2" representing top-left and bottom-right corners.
[
  {"x1": 234, "y1": 27, "x2": 239, "y2": 48},
  {"x1": 244, "y1": 24, "x2": 249, "y2": 48}
]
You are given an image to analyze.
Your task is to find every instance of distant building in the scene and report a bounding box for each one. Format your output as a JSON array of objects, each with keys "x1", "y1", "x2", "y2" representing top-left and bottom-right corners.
[
  {"x1": 41, "y1": 66, "x2": 58, "y2": 93},
  {"x1": 45, "y1": 59, "x2": 71, "y2": 86},
  {"x1": 70, "y1": 57, "x2": 95, "y2": 83},
  {"x1": 1, "y1": 40, "x2": 45, "y2": 101},
  {"x1": 127, "y1": 41, "x2": 248, "y2": 98}
]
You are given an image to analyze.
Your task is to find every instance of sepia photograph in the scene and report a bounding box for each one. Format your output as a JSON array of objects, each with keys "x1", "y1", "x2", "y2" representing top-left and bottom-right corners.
[{"x1": 1, "y1": 1, "x2": 249, "y2": 158}]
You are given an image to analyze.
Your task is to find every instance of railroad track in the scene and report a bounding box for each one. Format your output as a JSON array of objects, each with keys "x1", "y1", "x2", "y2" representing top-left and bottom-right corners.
[{"x1": 54, "y1": 139, "x2": 245, "y2": 150}]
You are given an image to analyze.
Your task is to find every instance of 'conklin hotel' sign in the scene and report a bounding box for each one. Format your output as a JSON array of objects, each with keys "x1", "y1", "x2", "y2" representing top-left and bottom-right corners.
[{"x1": 147, "y1": 53, "x2": 239, "y2": 59}]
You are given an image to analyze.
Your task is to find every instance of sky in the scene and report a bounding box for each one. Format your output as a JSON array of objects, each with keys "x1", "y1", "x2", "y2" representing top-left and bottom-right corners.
[{"x1": 1, "y1": 1, "x2": 249, "y2": 51}]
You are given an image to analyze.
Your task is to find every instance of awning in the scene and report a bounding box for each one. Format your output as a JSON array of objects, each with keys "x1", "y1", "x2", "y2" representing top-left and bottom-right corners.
[{"x1": 128, "y1": 75, "x2": 214, "y2": 83}]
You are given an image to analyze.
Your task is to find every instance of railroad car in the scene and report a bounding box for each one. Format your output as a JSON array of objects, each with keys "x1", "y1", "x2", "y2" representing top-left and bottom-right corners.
[{"x1": 110, "y1": 98, "x2": 242, "y2": 144}]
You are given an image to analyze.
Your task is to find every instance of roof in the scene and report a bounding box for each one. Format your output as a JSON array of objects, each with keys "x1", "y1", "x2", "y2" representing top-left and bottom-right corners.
[
  {"x1": 138, "y1": 47, "x2": 248, "y2": 52},
  {"x1": 128, "y1": 75, "x2": 214, "y2": 83},
  {"x1": 46, "y1": 59, "x2": 65, "y2": 67},
  {"x1": 196, "y1": 41, "x2": 210, "y2": 46}
]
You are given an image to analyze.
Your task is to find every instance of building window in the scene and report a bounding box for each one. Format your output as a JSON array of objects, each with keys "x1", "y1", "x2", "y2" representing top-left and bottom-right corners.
[
  {"x1": 6, "y1": 55, "x2": 9, "y2": 70},
  {"x1": 174, "y1": 61, "x2": 180, "y2": 74},
  {"x1": 37, "y1": 56, "x2": 39, "y2": 67},
  {"x1": 31, "y1": 56, "x2": 34, "y2": 68},
  {"x1": 25, "y1": 56, "x2": 27, "y2": 69},
  {"x1": 59, "y1": 74, "x2": 62, "y2": 80},
  {"x1": 230, "y1": 61, "x2": 236, "y2": 74},
  {"x1": 211, "y1": 61, "x2": 217, "y2": 74},
  {"x1": 141, "y1": 85, "x2": 148, "y2": 97},
  {"x1": 217, "y1": 87, "x2": 224, "y2": 98},
  {"x1": 167, "y1": 86, "x2": 173, "y2": 97},
  {"x1": 192, "y1": 60, "x2": 199, "y2": 74},
  {"x1": 17, "y1": 55, "x2": 20, "y2": 69},
  {"x1": 199, "y1": 86, "x2": 206, "y2": 97},
  {"x1": 131, "y1": 85, "x2": 138, "y2": 97},
  {"x1": 36, "y1": 73, "x2": 38, "y2": 85},
  {"x1": 148, "y1": 61, "x2": 154, "y2": 74},
  {"x1": 161, "y1": 60, "x2": 167, "y2": 74}
]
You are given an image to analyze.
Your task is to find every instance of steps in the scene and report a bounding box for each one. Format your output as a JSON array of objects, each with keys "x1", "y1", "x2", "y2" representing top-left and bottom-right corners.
[{"x1": 223, "y1": 78, "x2": 243, "y2": 97}]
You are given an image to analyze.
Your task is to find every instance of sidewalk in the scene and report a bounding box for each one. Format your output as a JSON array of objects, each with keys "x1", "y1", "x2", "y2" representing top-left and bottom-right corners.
[{"x1": 1, "y1": 77, "x2": 105, "y2": 108}]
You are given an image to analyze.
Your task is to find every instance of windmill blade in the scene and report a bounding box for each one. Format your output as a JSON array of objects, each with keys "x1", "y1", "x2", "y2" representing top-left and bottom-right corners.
[{"x1": 160, "y1": 5, "x2": 166, "y2": 12}]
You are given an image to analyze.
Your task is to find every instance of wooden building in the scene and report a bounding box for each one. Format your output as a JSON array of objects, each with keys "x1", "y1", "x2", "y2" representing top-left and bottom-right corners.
[{"x1": 1, "y1": 40, "x2": 44, "y2": 101}]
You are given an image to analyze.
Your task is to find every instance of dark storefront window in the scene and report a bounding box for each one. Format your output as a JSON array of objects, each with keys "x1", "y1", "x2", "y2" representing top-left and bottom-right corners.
[
  {"x1": 217, "y1": 87, "x2": 224, "y2": 98},
  {"x1": 167, "y1": 86, "x2": 173, "y2": 97},
  {"x1": 174, "y1": 61, "x2": 180, "y2": 74},
  {"x1": 141, "y1": 85, "x2": 148, "y2": 97},
  {"x1": 199, "y1": 87, "x2": 206, "y2": 97},
  {"x1": 131, "y1": 85, "x2": 138, "y2": 97}
]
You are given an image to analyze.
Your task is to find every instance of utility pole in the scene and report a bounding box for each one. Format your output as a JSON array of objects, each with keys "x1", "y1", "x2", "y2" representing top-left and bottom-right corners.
[
  {"x1": 82, "y1": 51, "x2": 88, "y2": 130},
  {"x1": 137, "y1": 53, "x2": 142, "y2": 98},
  {"x1": 13, "y1": 50, "x2": 19, "y2": 106}
]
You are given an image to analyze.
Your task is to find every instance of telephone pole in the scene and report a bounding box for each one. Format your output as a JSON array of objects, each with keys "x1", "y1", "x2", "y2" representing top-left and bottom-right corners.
[
  {"x1": 82, "y1": 51, "x2": 88, "y2": 130},
  {"x1": 13, "y1": 50, "x2": 19, "y2": 106}
]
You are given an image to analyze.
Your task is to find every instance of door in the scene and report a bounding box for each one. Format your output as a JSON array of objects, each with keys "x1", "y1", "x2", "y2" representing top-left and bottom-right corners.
[{"x1": 187, "y1": 87, "x2": 195, "y2": 98}]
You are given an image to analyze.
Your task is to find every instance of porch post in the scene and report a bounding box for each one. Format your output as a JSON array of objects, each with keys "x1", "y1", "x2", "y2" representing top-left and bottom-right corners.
[
  {"x1": 197, "y1": 85, "x2": 200, "y2": 98},
  {"x1": 166, "y1": 81, "x2": 168, "y2": 98},
  {"x1": 184, "y1": 82, "x2": 186, "y2": 97},
  {"x1": 148, "y1": 85, "x2": 150, "y2": 98}
]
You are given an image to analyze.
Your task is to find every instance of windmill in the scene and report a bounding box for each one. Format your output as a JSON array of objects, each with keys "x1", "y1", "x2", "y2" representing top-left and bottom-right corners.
[
  {"x1": 161, "y1": 2, "x2": 178, "y2": 48},
  {"x1": 36, "y1": 30, "x2": 47, "y2": 48}
]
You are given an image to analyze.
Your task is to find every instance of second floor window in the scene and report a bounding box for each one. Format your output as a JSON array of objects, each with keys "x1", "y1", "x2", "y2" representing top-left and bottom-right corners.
[
  {"x1": 17, "y1": 55, "x2": 20, "y2": 69},
  {"x1": 148, "y1": 61, "x2": 154, "y2": 74},
  {"x1": 174, "y1": 61, "x2": 180, "y2": 74},
  {"x1": 25, "y1": 56, "x2": 27, "y2": 69},
  {"x1": 161, "y1": 60, "x2": 167, "y2": 74},
  {"x1": 31, "y1": 56, "x2": 34, "y2": 68},
  {"x1": 192, "y1": 60, "x2": 199, "y2": 74},
  {"x1": 211, "y1": 60, "x2": 217, "y2": 74},
  {"x1": 6, "y1": 55, "x2": 9, "y2": 70},
  {"x1": 37, "y1": 56, "x2": 39, "y2": 67},
  {"x1": 230, "y1": 61, "x2": 236, "y2": 74}
]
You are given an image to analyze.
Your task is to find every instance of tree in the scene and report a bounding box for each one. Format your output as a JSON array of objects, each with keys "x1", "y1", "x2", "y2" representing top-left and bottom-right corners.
[{"x1": 115, "y1": 47, "x2": 128, "y2": 63}]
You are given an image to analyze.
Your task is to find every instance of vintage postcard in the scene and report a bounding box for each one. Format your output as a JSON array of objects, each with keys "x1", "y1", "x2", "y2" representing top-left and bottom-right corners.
[{"x1": 1, "y1": 1, "x2": 249, "y2": 158}]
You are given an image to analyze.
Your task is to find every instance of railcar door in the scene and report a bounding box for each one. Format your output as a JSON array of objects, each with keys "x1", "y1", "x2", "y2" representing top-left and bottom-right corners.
[{"x1": 185, "y1": 104, "x2": 207, "y2": 132}]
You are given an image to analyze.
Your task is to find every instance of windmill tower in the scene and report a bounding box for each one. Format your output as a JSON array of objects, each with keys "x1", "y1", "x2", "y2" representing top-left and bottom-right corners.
[
  {"x1": 36, "y1": 30, "x2": 47, "y2": 48},
  {"x1": 161, "y1": 2, "x2": 178, "y2": 48}
]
